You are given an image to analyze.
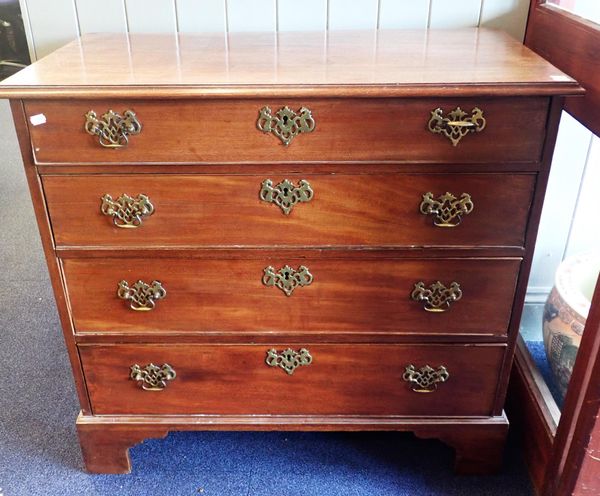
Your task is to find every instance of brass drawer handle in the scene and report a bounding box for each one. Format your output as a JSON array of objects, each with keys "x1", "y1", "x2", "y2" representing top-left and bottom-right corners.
[
  {"x1": 257, "y1": 106, "x2": 315, "y2": 146},
  {"x1": 130, "y1": 363, "x2": 176, "y2": 391},
  {"x1": 84, "y1": 109, "x2": 142, "y2": 148},
  {"x1": 428, "y1": 107, "x2": 486, "y2": 146},
  {"x1": 117, "y1": 279, "x2": 166, "y2": 311},
  {"x1": 411, "y1": 281, "x2": 462, "y2": 312},
  {"x1": 403, "y1": 365, "x2": 449, "y2": 393},
  {"x1": 101, "y1": 193, "x2": 154, "y2": 228},
  {"x1": 259, "y1": 179, "x2": 313, "y2": 215},
  {"x1": 262, "y1": 265, "x2": 313, "y2": 296},
  {"x1": 419, "y1": 192, "x2": 473, "y2": 227},
  {"x1": 266, "y1": 348, "x2": 312, "y2": 375}
]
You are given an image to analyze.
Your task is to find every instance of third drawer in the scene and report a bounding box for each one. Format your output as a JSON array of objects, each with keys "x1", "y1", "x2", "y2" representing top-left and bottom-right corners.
[
  {"x1": 63, "y1": 257, "x2": 521, "y2": 336},
  {"x1": 43, "y1": 173, "x2": 535, "y2": 248}
]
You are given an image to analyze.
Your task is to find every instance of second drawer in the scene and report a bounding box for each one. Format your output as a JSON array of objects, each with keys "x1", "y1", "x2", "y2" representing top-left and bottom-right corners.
[
  {"x1": 63, "y1": 257, "x2": 521, "y2": 336},
  {"x1": 43, "y1": 173, "x2": 535, "y2": 248}
]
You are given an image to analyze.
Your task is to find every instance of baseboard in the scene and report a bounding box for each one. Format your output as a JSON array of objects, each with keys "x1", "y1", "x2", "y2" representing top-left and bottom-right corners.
[{"x1": 525, "y1": 287, "x2": 552, "y2": 305}]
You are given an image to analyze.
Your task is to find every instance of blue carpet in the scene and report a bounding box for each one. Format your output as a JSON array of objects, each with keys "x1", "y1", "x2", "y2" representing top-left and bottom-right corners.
[
  {"x1": 524, "y1": 340, "x2": 564, "y2": 408},
  {"x1": 0, "y1": 99, "x2": 533, "y2": 495}
]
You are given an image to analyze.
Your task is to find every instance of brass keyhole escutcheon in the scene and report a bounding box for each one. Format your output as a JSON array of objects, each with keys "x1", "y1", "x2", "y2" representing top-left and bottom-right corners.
[
  {"x1": 262, "y1": 265, "x2": 313, "y2": 296},
  {"x1": 256, "y1": 106, "x2": 315, "y2": 146},
  {"x1": 259, "y1": 179, "x2": 313, "y2": 215}
]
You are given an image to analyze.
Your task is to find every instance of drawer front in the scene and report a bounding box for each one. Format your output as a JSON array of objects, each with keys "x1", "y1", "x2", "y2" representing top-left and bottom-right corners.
[
  {"x1": 44, "y1": 173, "x2": 535, "y2": 248},
  {"x1": 26, "y1": 97, "x2": 548, "y2": 164},
  {"x1": 63, "y1": 257, "x2": 520, "y2": 336},
  {"x1": 79, "y1": 343, "x2": 505, "y2": 416}
]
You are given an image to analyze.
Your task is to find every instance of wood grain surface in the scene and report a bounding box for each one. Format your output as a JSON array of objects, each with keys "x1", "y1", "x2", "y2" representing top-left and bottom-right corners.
[
  {"x1": 75, "y1": 412, "x2": 509, "y2": 474},
  {"x1": 526, "y1": 2, "x2": 600, "y2": 137},
  {"x1": 0, "y1": 30, "x2": 581, "y2": 99},
  {"x1": 62, "y1": 257, "x2": 521, "y2": 335},
  {"x1": 43, "y1": 173, "x2": 535, "y2": 248},
  {"x1": 79, "y1": 343, "x2": 505, "y2": 416},
  {"x1": 25, "y1": 97, "x2": 549, "y2": 164}
]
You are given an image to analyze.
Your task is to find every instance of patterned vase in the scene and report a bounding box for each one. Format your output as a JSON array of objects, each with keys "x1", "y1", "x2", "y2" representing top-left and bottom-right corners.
[{"x1": 543, "y1": 254, "x2": 600, "y2": 402}]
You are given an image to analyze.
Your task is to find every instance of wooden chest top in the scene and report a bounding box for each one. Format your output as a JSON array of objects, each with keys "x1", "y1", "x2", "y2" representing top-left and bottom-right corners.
[{"x1": 0, "y1": 29, "x2": 581, "y2": 99}]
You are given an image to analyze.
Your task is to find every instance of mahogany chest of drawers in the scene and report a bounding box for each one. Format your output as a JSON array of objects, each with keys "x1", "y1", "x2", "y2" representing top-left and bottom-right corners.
[{"x1": 0, "y1": 29, "x2": 582, "y2": 474}]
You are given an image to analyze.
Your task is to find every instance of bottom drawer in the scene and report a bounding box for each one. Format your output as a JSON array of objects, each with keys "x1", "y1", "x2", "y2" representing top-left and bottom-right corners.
[{"x1": 80, "y1": 343, "x2": 505, "y2": 416}]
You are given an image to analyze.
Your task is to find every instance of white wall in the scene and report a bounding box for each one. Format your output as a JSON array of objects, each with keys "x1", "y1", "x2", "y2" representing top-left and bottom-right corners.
[
  {"x1": 19, "y1": 0, "x2": 530, "y2": 60},
  {"x1": 528, "y1": 114, "x2": 599, "y2": 302}
]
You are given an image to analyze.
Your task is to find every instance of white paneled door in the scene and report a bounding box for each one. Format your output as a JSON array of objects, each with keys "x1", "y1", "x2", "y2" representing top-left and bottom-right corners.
[{"x1": 20, "y1": 0, "x2": 531, "y2": 60}]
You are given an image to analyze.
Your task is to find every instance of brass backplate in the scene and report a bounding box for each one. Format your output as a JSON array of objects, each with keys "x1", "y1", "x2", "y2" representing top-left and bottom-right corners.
[
  {"x1": 100, "y1": 193, "x2": 154, "y2": 228},
  {"x1": 262, "y1": 265, "x2": 313, "y2": 296},
  {"x1": 427, "y1": 107, "x2": 486, "y2": 146},
  {"x1": 84, "y1": 109, "x2": 142, "y2": 148},
  {"x1": 265, "y1": 348, "x2": 312, "y2": 375},
  {"x1": 419, "y1": 192, "x2": 473, "y2": 227},
  {"x1": 259, "y1": 178, "x2": 313, "y2": 215},
  {"x1": 130, "y1": 363, "x2": 176, "y2": 391},
  {"x1": 403, "y1": 364, "x2": 449, "y2": 393},
  {"x1": 117, "y1": 279, "x2": 166, "y2": 311},
  {"x1": 256, "y1": 106, "x2": 315, "y2": 145},
  {"x1": 411, "y1": 281, "x2": 462, "y2": 312}
]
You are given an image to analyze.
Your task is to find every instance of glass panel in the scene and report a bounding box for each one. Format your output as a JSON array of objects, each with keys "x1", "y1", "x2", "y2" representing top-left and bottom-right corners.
[
  {"x1": 520, "y1": 112, "x2": 600, "y2": 412},
  {"x1": 546, "y1": 0, "x2": 600, "y2": 25}
]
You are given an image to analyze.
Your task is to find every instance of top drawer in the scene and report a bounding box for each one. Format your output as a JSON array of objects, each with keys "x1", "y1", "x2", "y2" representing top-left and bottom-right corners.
[{"x1": 24, "y1": 97, "x2": 549, "y2": 164}]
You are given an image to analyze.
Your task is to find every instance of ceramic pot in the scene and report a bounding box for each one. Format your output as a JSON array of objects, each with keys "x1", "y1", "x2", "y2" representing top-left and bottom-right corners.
[{"x1": 543, "y1": 253, "x2": 600, "y2": 402}]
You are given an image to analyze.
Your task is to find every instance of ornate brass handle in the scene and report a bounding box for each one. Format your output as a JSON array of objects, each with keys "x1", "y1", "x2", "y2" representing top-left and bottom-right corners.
[
  {"x1": 427, "y1": 107, "x2": 486, "y2": 146},
  {"x1": 100, "y1": 193, "x2": 154, "y2": 228},
  {"x1": 411, "y1": 281, "x2": 462, "y2": 312},
  {"x1": 266, "y1": 348, "x2": 312, "y2": 375},
  {"x1": 419, "y1": 192, "x2": 473, "y2": 227},
  {"x1": 84, "y1": 109, "x2": 142, "y2": 148},
  {"x1": 259, "y1": 179, "x2": 313, "y2": 215},
  {"x1": 262, "y1": 265, "x2": 313, "y2": 296},
  {"x1": 117, "y1": 279, "x2": 166, "y2": 311},
  {"x1": 130, "y1": 363, "x2": 176, "y2": 391},
  {"x1": 257, "y1": 106, "x2": 315, "y2": 146},
  {"x1": 403, "y1": 365, "x2": 449, "y2": 393}
]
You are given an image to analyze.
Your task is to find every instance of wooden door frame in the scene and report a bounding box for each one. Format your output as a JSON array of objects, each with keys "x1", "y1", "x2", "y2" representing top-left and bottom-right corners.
[
  {"x1": 525, "y1": 0, "x2": 600, "y2": 136},
  {"x1": 508, "y1": 4, "x2": 600, "y2": 494},
  {"x1": 509, "y1": 274, "x2": 600, "y2": 495},
  {"x1": 543, "y1": 277, "x2": 600, "y2": 495}
]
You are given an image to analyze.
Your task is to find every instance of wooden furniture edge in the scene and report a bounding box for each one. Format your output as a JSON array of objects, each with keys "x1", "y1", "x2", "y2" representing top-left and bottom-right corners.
[
  {"x1": 9, "y1": 99, "x2": 92, "y2": 413},
  {"x1": 0, "y1": 83, "x2": 584, "y2": 100},
  {"x1": 526, "y1": 1, "x2": 600, "y2": 136},
  {"x1": 491, "y1": 96, "x2": 564, "y2": 415},
  {"x1": 76, "y1": 411, "x2": 508, "y2": 474},
  {"x1": 506, "y1": 336, "x2": 559, "y2": 494}
]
